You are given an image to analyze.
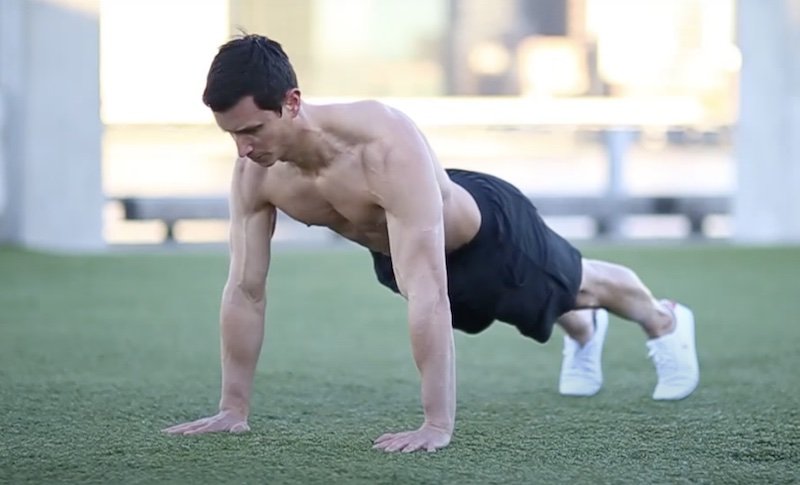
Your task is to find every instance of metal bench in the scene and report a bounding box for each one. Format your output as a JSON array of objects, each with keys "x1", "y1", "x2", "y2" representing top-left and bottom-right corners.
[
  {"x1": 117, "y1": 194, "x2": 730, "y2": 243},
  {"x1": 119, "y1": 196, "x2": 230, "y2": 242},
  {"x1": 114, "y1": 96, "x2": 730, "y2": 244},
  {"x1": 532, "y1": 195, "x2": 730, "y2": 237}
]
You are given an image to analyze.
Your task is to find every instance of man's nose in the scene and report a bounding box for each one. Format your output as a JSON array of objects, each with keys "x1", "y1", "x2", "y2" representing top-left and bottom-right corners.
[{"x1": 235, "y1": 136, "x2": 253, "y2": 158}]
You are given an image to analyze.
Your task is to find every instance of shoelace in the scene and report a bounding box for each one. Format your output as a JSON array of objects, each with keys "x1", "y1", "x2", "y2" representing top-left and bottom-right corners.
[
  {"x1": 564, "y1": 339, "x2": 597, "y2": 373},
  {"x1": 648, "y1": 342, "x2": 679, "y2": 372}
]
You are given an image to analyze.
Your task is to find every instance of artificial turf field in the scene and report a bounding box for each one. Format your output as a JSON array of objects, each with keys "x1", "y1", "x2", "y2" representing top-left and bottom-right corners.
[{"x1": 1, "y1": 244, "x2": 798, "y2": 484}]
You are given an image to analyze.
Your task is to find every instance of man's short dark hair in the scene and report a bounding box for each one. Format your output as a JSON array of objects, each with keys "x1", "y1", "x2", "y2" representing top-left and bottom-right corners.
[{"x1": 203, "y1": 34, "x2": 298, "y2": 114}]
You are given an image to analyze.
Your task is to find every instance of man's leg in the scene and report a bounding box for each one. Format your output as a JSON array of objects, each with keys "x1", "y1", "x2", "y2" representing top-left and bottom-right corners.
[
  {"x1": 556, "y1": 310, "x2": 595, "y2": 345},
  {"x1": 568, "y1": 259, "x2": 699, "y2": 400},
  {"x1": 572, "y1": 259, "x2": 674, "y2": 337}
]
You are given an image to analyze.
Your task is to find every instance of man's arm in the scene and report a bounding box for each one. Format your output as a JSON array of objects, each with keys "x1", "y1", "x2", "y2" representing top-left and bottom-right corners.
[
  {"x1": 164, "y1": 161, "x2": 275, "y2": 435},
  {"x1": 369, "y1": 120, "x2": 456, "y2": 452},
  {"x1": 218, "y1": 185, "x2": 275, "y2": 419}
]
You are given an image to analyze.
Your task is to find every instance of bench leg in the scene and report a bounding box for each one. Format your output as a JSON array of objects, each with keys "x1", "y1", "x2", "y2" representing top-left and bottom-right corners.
[
  {"x1": 165, "y1": 221, "x2": 176, "y2": 243},
  {"x1": 687, "y1": 214, "x2": 705, "y2": 238}
]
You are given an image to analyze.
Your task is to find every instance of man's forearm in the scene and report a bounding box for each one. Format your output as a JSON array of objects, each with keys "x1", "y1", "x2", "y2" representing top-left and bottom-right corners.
[
  {"x1": 219, "y1": 289, "x2": 266, "y2": 417},
  {"x1": 408, "y1": 295, "x2": 456, "y2": 432}
]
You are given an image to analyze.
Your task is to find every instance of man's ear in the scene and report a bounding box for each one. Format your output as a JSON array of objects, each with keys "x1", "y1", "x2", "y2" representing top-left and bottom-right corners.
[{"x1": 284, "y1": 89, "x2": 302, "y2": 118}]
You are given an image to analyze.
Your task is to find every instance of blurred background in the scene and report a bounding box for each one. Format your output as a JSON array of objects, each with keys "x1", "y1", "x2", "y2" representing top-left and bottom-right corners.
[{"x1": 0, "y1": 0, "x2": 798, "y2": 250}]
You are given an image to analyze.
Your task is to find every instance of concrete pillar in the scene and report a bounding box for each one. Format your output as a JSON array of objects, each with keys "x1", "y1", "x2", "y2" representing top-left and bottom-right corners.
[
  {"x1": 0, "y1": 94, "x2": 6, "y2": 219},
  {"x1": 0, "y1": 0, "x2": 24, "y2": 244},
  {"x1": 734, "y1": 0, "x2": 800, "y2": 243},
  {"x1": 0, "y1": 0, "x2": 103, "y2": 251}
]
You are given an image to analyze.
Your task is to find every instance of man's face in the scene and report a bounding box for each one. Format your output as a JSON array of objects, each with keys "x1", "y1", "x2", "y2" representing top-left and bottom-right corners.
[{"x1": 213, "y1": 95, "x2": 291, "y2": 167}]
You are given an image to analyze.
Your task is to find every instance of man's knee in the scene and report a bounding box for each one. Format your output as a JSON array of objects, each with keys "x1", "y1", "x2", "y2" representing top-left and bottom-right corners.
[{"x1": 576, "y1": 259, "x2": 638, "y2": 307}]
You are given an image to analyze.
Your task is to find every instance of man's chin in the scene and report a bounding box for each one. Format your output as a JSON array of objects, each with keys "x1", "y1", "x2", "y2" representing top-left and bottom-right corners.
[{"x1": 249, "y1": 156, "x2": 278, "y2": 167}]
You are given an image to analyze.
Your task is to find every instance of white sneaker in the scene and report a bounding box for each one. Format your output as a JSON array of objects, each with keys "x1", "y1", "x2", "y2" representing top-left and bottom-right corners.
[
  {"x1": 559, "y1": 309, "x2": 609, "y2": 397},
  {"x1": 647, "y1": 301, "x2": 700, "y2": 400}
]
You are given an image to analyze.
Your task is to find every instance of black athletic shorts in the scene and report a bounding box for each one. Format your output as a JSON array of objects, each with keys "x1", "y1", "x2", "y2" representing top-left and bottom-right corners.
[{"x1": 370, "y1": 168, "x2": 583, "y2": 343}]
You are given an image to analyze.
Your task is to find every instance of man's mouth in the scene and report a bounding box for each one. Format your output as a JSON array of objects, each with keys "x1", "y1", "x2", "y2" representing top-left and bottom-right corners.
[{"x1": 250, "y1": 154, "x2": 275, "y2": 166}]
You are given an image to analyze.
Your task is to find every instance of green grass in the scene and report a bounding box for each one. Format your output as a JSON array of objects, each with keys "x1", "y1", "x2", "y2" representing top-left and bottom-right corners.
[{"x1": 1, "y1": 244, "x2": 798, "y2": 484}]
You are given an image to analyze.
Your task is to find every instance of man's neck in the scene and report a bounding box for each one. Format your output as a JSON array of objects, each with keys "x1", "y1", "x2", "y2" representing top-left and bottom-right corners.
[{"x1": 281, "y1": 104, "x2": 343, "y2": 174}]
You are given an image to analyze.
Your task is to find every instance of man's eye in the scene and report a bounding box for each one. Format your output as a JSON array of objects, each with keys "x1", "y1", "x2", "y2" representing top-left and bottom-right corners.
[{"x1": 236, "y1": 127, "x2": 260, "y2": 136}]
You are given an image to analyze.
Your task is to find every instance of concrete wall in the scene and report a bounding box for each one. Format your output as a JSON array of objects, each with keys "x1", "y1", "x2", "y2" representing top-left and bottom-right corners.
[
  {"x1": 100, "y1": 0, "x2": 228, "y2": 124},
  {"x1": 735, "y1": 0, "x2": 800, "y2": 243},
  {"x1": 0, "y1": 0, "x2": 798, "y2": 248},
  {"x1": 0, "y1": 0, "x2": 104, "y2": 251}
]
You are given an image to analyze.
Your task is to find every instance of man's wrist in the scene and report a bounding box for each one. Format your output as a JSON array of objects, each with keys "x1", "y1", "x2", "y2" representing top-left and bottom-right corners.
[
  {"x1": 423, "y1": 419, "x2": 454, "y2": 434},
  {"x1": 219, "y1": 398, "x2": 249, "y2": 418}
]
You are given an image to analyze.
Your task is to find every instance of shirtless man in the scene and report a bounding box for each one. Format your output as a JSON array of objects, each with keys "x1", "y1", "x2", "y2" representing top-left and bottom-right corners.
[{"x1": 163, "y1": 35, "x2": 699, "y2": 453}]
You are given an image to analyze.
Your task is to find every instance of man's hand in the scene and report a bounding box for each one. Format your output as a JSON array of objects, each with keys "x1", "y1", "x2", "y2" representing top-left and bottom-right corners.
[
  {"x1": 162, "y1": 410, "x2": 249, "y2": 435},
  {"x1": 372, "y1": 424, "x2": 451, "y2": 453}
]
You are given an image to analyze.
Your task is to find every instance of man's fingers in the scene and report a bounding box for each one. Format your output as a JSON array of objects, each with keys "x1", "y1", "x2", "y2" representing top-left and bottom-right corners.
[
  {"x1": 164, "y1": 416, "x2": 226, "y2": 435},
  {"x1": 385, "y1": 440, "x2": 405, "y2": 453},
  {"x1": 373, "y1": 429, "x2": 448, "y2": 453},
  {"x1": 373, "y1": 433, "x2": 396, "y2": 444},
  {"x1": 183, "y1": 420, "x2": 223, "y2": 435},
  {"x1": 374, "y1": 436, "x2": 443, "y2": 453},
  {"x1": 401, "y1": 441, "x2": 421, "y2": 453},
  {"x1": 374, "y1": 431, "x2": 413, "y2": 444},
  {"x1": 401, "y1": 440, "x2": 440, "y2": 453},
  {"x1": 162, "y1": 418, "x2": 209, "y2": 434},
  {"x1": 373, "y1": 436, "x2": 401, "y2": 451},
  {"x1": 162, "y1": 422, "x2": 191, "y2": 433},
  {"x1": 385, "y1": 435, "x2": 417, "y2": 453},
  {"x1": 372, "y1": 438, "x2": 393, "y2": 450},
  {"x1": 162, "y1": 413, "x2": 249, "y2": 436}
]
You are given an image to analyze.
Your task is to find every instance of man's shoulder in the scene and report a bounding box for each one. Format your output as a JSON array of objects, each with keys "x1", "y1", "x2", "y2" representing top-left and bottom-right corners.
[
  {"x1": 328, "y1": 98, "x2": 393, "y2": 116},
  {"x1": 321, "y1": 99, "x2": 416, "y2": 138},
  {"x1": 354, "y1": 99, "x2": 413, "y2": 127},
  {"x1": 230, "y1": 158, "x2": 282, "y2": 211}
]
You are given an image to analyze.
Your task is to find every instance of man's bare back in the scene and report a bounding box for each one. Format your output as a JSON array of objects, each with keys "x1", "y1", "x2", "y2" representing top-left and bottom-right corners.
[{"x1": 235, "y1": 101, "x2": 481, "y2": 256}]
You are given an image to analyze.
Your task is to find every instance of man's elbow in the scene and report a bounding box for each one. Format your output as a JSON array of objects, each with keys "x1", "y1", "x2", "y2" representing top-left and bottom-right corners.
[
  {"x1": 407, "y1": 287, "x2": 451, "y2": 326},
  {"x1": 223, "y1": 280, "x2": 265, "y2": 305},
  {"x1": 221, "y1": 284, "x2": 266, "y2": 323}
]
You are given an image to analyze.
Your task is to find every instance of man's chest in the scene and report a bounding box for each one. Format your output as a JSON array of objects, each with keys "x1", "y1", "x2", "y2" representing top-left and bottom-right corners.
[{"x1": 266, "y1": 164, "x2": 386, "y2": 230}]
